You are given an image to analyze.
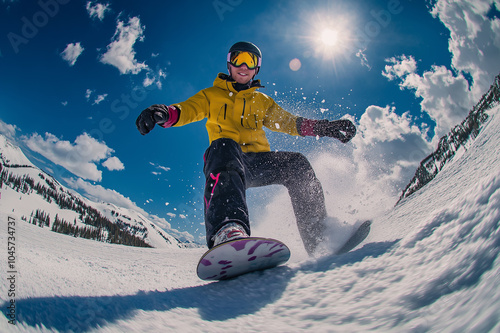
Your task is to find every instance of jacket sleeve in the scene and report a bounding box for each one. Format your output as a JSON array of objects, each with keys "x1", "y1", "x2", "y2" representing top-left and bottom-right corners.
[
  {"x1": 262, "y1": 96, "x2": 300, "y2": 136},
  {"x1": 172, "y1": 89, "x2": 210, "y2": 126}
]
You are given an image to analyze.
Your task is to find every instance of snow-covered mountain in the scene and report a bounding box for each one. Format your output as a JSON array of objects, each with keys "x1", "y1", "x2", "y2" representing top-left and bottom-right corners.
[{"x1": 0, "y1": 135, "x2": 195, "y2": 249}]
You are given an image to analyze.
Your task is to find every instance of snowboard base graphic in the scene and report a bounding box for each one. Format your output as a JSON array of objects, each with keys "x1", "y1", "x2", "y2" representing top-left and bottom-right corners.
[{"x1": 197, "y1": 237, "x2": 291, "y2": 281}]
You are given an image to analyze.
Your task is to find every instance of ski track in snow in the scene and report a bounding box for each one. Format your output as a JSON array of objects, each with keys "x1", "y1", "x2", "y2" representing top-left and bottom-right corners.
[{"x1": 1, "y1": 106, "x2": 500, "y2": 332}]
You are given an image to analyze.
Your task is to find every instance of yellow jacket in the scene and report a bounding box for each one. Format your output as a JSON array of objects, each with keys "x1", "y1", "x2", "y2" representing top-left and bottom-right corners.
[{"x1": 172, "y1": 73, "x2": 300, "y2": 153}]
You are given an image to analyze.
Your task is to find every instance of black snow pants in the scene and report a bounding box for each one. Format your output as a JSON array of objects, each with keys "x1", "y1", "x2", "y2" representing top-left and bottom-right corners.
[{"x1": 203, "y1": 138, "x2": 327, "y2": 255}]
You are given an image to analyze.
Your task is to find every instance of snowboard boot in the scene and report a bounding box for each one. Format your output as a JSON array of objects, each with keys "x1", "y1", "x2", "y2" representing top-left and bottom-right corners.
[{"x1": 212, "y1": 222, "x2": 248, "y2": 247}]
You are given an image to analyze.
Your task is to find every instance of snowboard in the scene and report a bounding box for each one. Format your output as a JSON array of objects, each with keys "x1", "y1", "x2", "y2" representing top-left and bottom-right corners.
[
  {"x1": 197, "y1": 237, "x2": 291, "y2": 281},
  {"x1": 334, "y1": 220, "x2": 372, "y2": 255}
]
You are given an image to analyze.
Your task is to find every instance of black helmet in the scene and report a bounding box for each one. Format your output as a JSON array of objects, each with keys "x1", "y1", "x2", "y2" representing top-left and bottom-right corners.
[{"x1": 229, "y1": 41, "x2": 262, "y2": 59}]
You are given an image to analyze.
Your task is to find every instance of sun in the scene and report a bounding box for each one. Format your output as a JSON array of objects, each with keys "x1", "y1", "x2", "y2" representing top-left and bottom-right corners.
[
  {"x1": 306, "y1": 11, "x2": 354, "y2": 64},
  {"x1": 289, "y1": 9, "x2": 356, "y2": 72},
  {"x1": 320, "y1": 28, "x2": 339, "y2": 47},
  {"x1": 312, "y1": 25, "x2": 349, "y2": 62}
]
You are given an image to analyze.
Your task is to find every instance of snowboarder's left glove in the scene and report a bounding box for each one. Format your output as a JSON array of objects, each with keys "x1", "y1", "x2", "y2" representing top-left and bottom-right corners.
[
  {"x1": 136, "y1": 104, "x2": 175, "y2": 135},
  {"x1": 298, "y1": 118, "x2": 356, "y2": 143},
  {"x1": 314, "y1": 119, "x2": 356, "y2": 143}
]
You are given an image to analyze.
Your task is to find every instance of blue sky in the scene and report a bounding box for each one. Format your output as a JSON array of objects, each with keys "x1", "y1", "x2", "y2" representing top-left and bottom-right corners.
[{"x1": 1, "y1": 0, "x2": 499, "y2": 242}]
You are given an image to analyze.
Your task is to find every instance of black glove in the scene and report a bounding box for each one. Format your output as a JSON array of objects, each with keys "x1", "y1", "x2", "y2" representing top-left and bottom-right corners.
[
  {"x1": 314, "y1": 119, "x2": 356, "y2": 143},
  {"x1": 136, "y1": 104, "x2": 169, "y2": 135}
]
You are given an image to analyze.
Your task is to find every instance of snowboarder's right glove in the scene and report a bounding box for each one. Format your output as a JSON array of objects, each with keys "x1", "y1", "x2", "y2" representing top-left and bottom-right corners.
[{"x1": 136, "y1": 104, "x2": 171, "y2": 135}]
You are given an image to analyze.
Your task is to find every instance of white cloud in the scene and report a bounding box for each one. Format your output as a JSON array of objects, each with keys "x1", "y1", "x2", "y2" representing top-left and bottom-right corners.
[
  {"x1": 65, "y1": 177, "x2": 139, "y2": 210},
  {"x1": 0, "y1": 119, "x2": 18, "y2": 140},
  {"x1": 383, "y1": 1, "x2": 500, "y2": 139},
  {"x1": 158, "y1": 165, "x2": 171, "y2": 172},
  {"x1": 356, "y1": 49, "x2": 371, "y2": 70},
  {"x1": 357, "y1": 105, "x2": 428, "y2": 144},
  {"x1": 383, "y1": 57, "x2": 472, "y2": 139},
  {"x1": 338, "y1": 106, "x2": 432, "y2": 208},
  {"x1": 85, "y1": 89, "x2": 108, "y2": 105},
  {"x1": 102, "y1": 156, "x2": 124, "y2": 171},
  {"x1": 23, "y1": 132, "x2": 119, "y2": 181},
  {"x1": 382, "y1": 55, "x2": 417, "y2": 81},
  {"x1": 354, "y1": 105, "x2": 433, "y2": 183},
  {"x1": 431, "y1": 0, "x2": 500, "y2": 98},
  {"x1": 86, "y1": 1, "x2": 110, "y2": 21},
  {"x1": 150, "y1": 162, "x2": 171, "y2": 173},
  {"x1": 85, "y1": 89, "x2": 93, "y2": 100},
  {"x1": 60, "y1": 42, "x2": 84, "y2": 66},
  {"x1": 93, "y1": 93, "x2": 108, "y2": 105},
  {"x1": 99, "y1": 16, "x2": 148, "y2": 75}
]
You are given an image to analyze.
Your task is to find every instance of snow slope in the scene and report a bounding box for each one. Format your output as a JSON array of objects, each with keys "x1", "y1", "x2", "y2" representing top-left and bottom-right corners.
[{"x1": 1, "y1": 106, "x2": 500, "y2": 332}]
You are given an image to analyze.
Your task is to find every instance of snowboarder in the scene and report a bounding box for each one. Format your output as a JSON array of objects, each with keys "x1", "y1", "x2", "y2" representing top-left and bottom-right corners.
[{"x1": 136, "y1": 41, "x2": 356, "y2": 255}]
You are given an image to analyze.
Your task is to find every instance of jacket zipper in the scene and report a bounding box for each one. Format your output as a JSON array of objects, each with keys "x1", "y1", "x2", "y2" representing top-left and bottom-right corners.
[{"x1": 241, "y1": 98, "x2": 246, "y2": 127}]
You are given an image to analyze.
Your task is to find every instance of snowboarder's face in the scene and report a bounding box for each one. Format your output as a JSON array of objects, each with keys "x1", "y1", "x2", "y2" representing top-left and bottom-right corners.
[{"x1": 229, "y1": 63, "x2": 256, "y2": 84}]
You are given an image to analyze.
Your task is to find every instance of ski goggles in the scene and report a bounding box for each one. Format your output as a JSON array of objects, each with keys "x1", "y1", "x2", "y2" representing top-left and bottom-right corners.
[{"x1": 227, "y1": 51, "x2": 261, "y2": 70}]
